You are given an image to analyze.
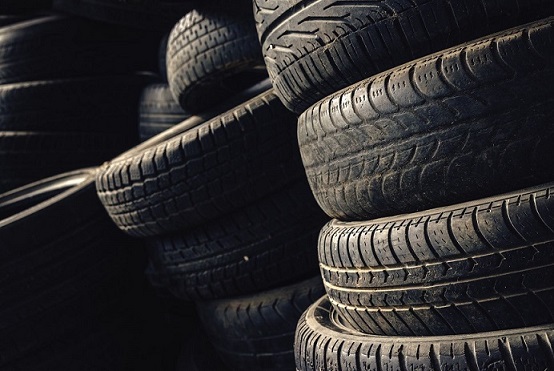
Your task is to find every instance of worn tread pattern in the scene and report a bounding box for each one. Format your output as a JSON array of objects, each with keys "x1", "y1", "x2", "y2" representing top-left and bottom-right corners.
[
  {"x1": 299, "y1": 18, "x2": 554, "y2": 221},
  {"x1": 145, "y1": 180, "x2": 328, "y2": 300},
  {"x1": 0, "y1": 170, "x2": 165, "y2": 369},
  {"x1": 0, "y1": 14, "x2": 159, "y2": 84},
  {"x1": 295, "y1": 296, "x2": 554, "y2": 371},
  {"x1": 139, "y1": 83, "x2": 190, "y2": 142},
  {"x1": 255, "y1": 0, "x2": 554, "y2": 113},
  {"x1": 319, "y1": 183, "x2": 554, "y2": 336},
  {"x1": 96, "y1": 90, "x2": 305, "y2": 237},
  {"x1": 197, "y1": 276, "x2": 325, "y2": 371},
  {"x1": 167, "y1": 9, "x2": 266, "y2": 113}
]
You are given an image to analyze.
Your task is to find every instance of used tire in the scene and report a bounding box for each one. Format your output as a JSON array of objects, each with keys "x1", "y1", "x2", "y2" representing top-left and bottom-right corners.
[
  {"x1": 295, "y1": 296, "x2": 554, "y2": 371},
  {"x1": 319, "y1": 183, "x2": 554, "y2": 336},
  {"x1": 145, "y1": 180, "x2": 327, "y2": 300},
  {"x1": 167, "y1": 9, "x2": 266, "y2": 113},
  {"x1": 299, "y1": 18, "x2": 554, "y2": 221},
  {"x1": 96, "y1": 89, "x2": 306, "y2": 237},
  {"x1": 139, "y1": 83, "x2": 190, "y2": 142},
  {"x1": 0, "y1": 14, "x2": 160, "y2": 84},
  {"x1": 197, "y1": 276, "x2": 325, "y2": 370},
  {"x1": 255, "y1": 0, "x2": 554, "y2": 113},
  {"x1": 0, "y1": 169, "x2": 165, "y2": 369}
]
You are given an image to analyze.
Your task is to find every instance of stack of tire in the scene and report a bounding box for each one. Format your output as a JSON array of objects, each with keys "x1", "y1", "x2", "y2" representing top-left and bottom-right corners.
[
  {"x1": 254, "y1": 0, "x2": 554, "y2": 369},
  {"x1": 95, "y1": 5, "x2": 329, "y2": 370}
]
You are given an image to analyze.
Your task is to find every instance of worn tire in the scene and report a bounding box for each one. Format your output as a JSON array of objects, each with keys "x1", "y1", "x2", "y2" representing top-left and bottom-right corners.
[
  {"x1": 0, "y1": 169, "x2": 164, "y2": 369},
  {"x1": 319, "y1": 183, "x2": 554, "y2": 336},
  {"x1": 145, "y1": 180, "x2": 327, "y2": 300},
  {"x1": 52, "y1": 0, "x2": 194, "y2": 31},
  {"x1": 96, "y1": 89, "x2": 305, "y2": 237},
  {"x1": 255, "y1": 0, "x2": 554, "y2": 113},
  {"x1": 167, "y1": 9, "x2": 266, "y2": 113},
  {"x1": 197, "y1": 276, "x2": 325, "y2": 370},
  {"x1": 295, "y1": 296, "x2": 554, "y2": 371},
  {"x1": 0, "y1": 14, "x2": 159, "y2": 83},
  {"x1": 139, "y1": 83, "x2": 190, "y2": 142},
  {"x1": 299, "y1": 18, "x2": 554, "y2": 221}
]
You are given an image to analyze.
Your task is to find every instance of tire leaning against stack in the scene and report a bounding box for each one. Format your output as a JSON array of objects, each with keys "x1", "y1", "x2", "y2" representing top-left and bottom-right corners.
[
  {"x1": 298, "y1": 18, "x2": 554, "y2": 221},
  {"x1": 295, "y1": 296, "x2": 554, "y2": 371},
  {"x1": 254, "y1": 0, "x2": 554, "y2": 113}
]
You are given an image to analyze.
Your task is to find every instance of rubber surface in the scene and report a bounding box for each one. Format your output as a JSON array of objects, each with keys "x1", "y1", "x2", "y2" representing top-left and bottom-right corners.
[
  {"x1": 197, "y1": 276, "x2": 325, "y2": 370},
  {"x1": 97, "y1": 89, "x2": 305, "y2": 237},
  {"x1": 145, "y1": 180, "x2": 328, "y2": 300},
  {"x1": 319, "y1": 182, "x2": 554, "y2": 336},
  {"x1": 0, "y1": 14, "x2": 159, "y2": 84},
  {"x1": 299, "y1": 18, "x2": 554, "y2": 221},
  {"x1": 295, "y1": 296, "x2": 554, "y2": 371},
  {"x1": 255, "y1": 0, "x2": 554, "y2": 113},
  {"x1": 139, "y1": 83, "x2": 190, "y2": 142},
  {"x1": 167, "y1": 9, "x2": 266, "y2": 113},
  {"x1": 0, "y1": 169, "x2": 166, "y2": 369}
]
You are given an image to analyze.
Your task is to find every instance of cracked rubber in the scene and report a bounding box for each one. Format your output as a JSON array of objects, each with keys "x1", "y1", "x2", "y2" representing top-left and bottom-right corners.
[
  {"x1": 299, "y1": 18, "x2": 554, "y2": 221},
  {"x1": 0, "y1": 169, "x2": 166, "y2": 369},
  {"x1": 255, "y1": 0, "x2": 554, "y2": 113},
  {"x1": 319, "y1": 182, "x2": 554, "y2": 336},
  {"x1": 167, "y1": 9, "x2": 267, "y2": 113},
  {"x1": 295, "y1": 296, "x2": 554, "y2": 371},
  {"x1": 0, "y1": 14, "x2": 160, "y2": 84},
  {"x1": 96, "y1": 89, "x2": 307, "y2": 237},
  {"x1": 139, "y1": 83, "x2": 190, "y2": 142},
  {"x1": 145, "y1": 179, "x2": 328, "y2": 300},
  {"x1": 197, "y1": 276, "x2": 325, "y2": 370}
]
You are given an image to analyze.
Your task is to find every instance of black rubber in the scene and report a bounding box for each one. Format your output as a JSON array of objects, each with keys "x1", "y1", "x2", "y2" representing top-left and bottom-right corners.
[
  {"x1": 145, "y1": 180, "x2": 327, "y2": 300},
  {"x1": 139, "y1": 83, "x2": 190, "y2": 142},
  {"x1": 299, "y1": 18, "x2": 554, "y2": 221},
  {"x1": 96, "y1": 89, "x2": 306, "y2": 237},
  {"x1": 319, "y1": 182, "x2": 554, "y2": 336},
  {"x1": 0, "y1": 75, "x2": 152, "y2": 193},
  {"x1": 52, "y1": 0, "x2": 194, "y2": 31},
  {"x1": 0, "y1": 169, "x2": 166, "y2": 369},
  {"x1": 158, "y1": 33, "x2": 169, "y2": 81},
  {"x1": 0, "y1": 14, "x2": 160, "y2": 84},
  {"x1": 295, "y1": 296, "x2": 554, "y2": 371},
  {"x1": 197, "y1": 276, "x2": 325, "y2": 370},
  {"x1": 255, "y1": 0, "x2": 554, "y2": 113},
  {"x1": 0, "y1": 1, "x2": 51, "y2": 14},
  {"x1": 167, "y1": 9, "x2": 267, "y2": 113}
]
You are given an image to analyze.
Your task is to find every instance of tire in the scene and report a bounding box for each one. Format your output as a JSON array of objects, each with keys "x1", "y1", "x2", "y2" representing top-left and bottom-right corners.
[
  {"x1": 0, "y1": 14, "x2": 160, "y2": 84},
  {"x1": 255, "y1": 0, "x2": 554, "y2": 114},
  {"x1": 0, "y1": 0, "x2": 51, "y2": 14},
  {"x1": 145, "y1": 180, "x2": 328, "y2": 300},
  {"x1": 295, "y1": 296, "x2": 554, "y2": 371},
  {"x1": 0, "y1": 169, "x2": 165, "y2": 369},
  {"x1": 299, "y1": 18, "x2": 554, "y2": 221},
  {"x1": 139, "y1": 83, "x2": 190, "y2": 142},
  {"x1": 96, "y1": 89, "x2": 306, "y2": 237},
  {"x1": 0, "y1": 75, "x2": 152, "y2": 193},
  {"x1": 52, "y1": 0, "x2": 194, "y2": 31},
  {"x1": 167, "y1": 9, "x2": 267, "y2": 113},
  {"x1": 319, "y1": 183, "x2": 554, "y2": 336},
  {"x1": 197, "y1": 276, "x2": 325, "y2": 370},
  {"x1": 158, "y1": 33, "x2": 169, "y2": 81}
]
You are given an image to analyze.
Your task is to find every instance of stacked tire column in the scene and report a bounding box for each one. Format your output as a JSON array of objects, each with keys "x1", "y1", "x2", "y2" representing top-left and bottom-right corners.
[{"x1": 253, "y1": 0, "x2": 554, "y2": 369}]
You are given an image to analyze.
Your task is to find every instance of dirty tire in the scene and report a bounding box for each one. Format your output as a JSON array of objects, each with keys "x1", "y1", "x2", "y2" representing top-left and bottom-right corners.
[
  {"x1": 145, "y1": 180, "x2": 327, "y2": 300},
  {"x1": 299, "y1": 18, "x2": 554, "y2": 221},
  {"x1": 255, "y1": 0, "x2": 554, "y2": 113},
  {"x1": 0, "y1": 169, "x2": 165, "y2": 369},
  {"x1": 295, "y1": 296, "x2": 554, "y2": 371},
  {"x1": 0, "y1": 14, "x2": 159, "y2": 84},
  {"x1": 197, "y1": 276, "x2": 325, "y2": 370},
  {"x1": 167, "y1": 9, "x2": 266, "y2": 113},
  {"x1": 52, "y1": 0, "x2": 194, "y2": 31},
  {"x1": 96, "y1": 89, "x2": 305, "y2": 237},
  {"x1": 139, "y1": 83, "x2": 190, "y2": 141},
  {"x1": 319, "y1": 183, "x2": 554, "y2": 336}
]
